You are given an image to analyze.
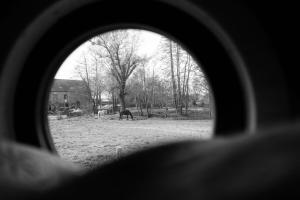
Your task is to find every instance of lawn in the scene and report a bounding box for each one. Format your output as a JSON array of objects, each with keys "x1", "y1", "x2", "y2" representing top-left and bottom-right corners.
[{"x1": 48, "y1": 115, "x2": 213, "y2": 169}]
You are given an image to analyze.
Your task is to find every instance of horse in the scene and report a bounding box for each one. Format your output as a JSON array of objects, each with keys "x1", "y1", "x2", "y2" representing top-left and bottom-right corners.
[
  {"x1": 97, "y1": 110, "x2": 106, "y2": 118},
  {"x1": 119, "y1": 110, "x2": 133, "y2": 120}
]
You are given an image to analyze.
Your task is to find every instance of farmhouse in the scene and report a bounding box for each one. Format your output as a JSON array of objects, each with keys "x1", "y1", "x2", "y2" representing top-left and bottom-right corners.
[{"x1": 49, "y1": 79, "x2": 89, "y2": 108}]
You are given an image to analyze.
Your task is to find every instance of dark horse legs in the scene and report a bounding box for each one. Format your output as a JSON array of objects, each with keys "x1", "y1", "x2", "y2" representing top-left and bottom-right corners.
[{"x1": 119, "y1": 110, "x2": 133, "y2": 120}]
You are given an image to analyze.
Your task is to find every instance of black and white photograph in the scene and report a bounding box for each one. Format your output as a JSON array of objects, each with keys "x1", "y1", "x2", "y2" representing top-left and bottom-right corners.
[
  {"x1": 48, "y1": 29, "x2": 214, "y2": 168},
  {"x1": 0, "y1": 1, "x2": 299, "y2": 199}
]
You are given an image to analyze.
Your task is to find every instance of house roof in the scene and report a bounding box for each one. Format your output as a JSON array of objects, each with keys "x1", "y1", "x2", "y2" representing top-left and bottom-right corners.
[{"x1": 51, "y1": 79, "x2": 86, "y2": 92}]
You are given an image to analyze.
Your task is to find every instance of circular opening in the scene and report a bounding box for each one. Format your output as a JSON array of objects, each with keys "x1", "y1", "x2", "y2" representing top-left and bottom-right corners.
[
  {"x1": 47, "y1": 29, "x2": 215, "y2": 168},
  {"x1": 9, "y1": 0, "x2": 253, "y2": 155}
]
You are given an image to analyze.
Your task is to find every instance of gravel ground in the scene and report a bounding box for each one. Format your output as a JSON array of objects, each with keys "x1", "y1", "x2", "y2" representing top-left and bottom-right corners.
[{"x1": 48, "y1": 115, "x2": 213, "y2": 169}]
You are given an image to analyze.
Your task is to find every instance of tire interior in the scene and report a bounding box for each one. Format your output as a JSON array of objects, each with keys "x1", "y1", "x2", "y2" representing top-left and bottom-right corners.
[{"x1": 0, "y1": 0, "x2": 297, "y2": 199}]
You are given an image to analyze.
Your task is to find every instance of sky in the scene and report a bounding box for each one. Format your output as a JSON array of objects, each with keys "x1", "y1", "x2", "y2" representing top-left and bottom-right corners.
[{"x1": 55, "y1": 30, "x2": 162, "y2": 80}]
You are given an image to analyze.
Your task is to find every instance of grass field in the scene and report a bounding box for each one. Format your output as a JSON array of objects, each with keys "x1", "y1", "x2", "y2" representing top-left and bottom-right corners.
[{"x1": 49, "y1": 115, "x2": 213, "y2": 169}]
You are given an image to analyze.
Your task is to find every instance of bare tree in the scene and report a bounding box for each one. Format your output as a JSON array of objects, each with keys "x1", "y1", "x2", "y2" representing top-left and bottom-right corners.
[
  {"x1": 75, "y1": 51, "x2": 105, "y2": 113},
  {"x1": 75, "y1": 55, "x2": 94, "y2": 111},
  {"x1": 150, "y1": 66, "x2": 155, "y2": 114},
  {"x1": 72, "y1": 30, "x2": 212, "y2": 119},
  {"x1": 90, "y1": 30, "x2": 146, "y2": 111},
  {"x1": 181, "y1": 53, "x2": 192, "y2": 114},
  {"x1": 176, "y1": 44, "x2": 183, "y2": 114},
  {"x1": 168, "y1": 40, "x2": 178, "y2": 110},
  {"x1": 91, "y1": 55, "x2": 105, "y2": 107},
  {"x1": 128, "y1": 67, "x2": 146, "y2": 116},
  {"x1": 193, "y1": 65, "x2": 214, "y2": 118},
  {"x1": 185, "y1": 57, "x2": 194, "y2": 114},
  {"x1": 104, "y1": 72, "x2": 119, "y2": 113}
]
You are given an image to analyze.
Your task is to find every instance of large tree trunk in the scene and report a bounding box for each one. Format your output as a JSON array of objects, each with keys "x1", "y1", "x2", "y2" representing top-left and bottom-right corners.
[
  {"x1": 119, "y1": 91, "x2": 126, "y2": 112},
  {"x1": 111, "y1": 91, "x2": 115, "y2": 114},
  {"x1": 119, "y1": 80, "x2": 127, "y2": 111},
  {"x1": 169, "y1": 40, "x2": 178, "y2": 110}
]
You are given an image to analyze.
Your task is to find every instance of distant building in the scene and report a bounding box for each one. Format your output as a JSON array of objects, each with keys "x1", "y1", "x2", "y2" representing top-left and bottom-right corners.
[{"x1": 49, "y1": 79, "x2": 90, "y2": 108}]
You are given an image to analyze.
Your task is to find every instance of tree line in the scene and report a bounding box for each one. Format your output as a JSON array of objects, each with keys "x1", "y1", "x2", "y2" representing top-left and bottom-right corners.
[{"x1": 75, "y1": 30, "x2": 212, "y2": 116}]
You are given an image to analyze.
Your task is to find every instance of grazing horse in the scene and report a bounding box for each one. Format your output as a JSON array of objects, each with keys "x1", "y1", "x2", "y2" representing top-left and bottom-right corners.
[{"x1": 119, "y1": 110, "x2": 133, "y2": 120}]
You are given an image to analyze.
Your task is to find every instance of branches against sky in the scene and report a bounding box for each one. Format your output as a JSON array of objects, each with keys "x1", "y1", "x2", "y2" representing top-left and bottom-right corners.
[{"x1": 60, "y1": 29, "x2": 211, "y2": 112}]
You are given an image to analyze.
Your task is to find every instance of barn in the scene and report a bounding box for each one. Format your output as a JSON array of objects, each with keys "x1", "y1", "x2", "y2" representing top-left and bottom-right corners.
[{"x1": 49, "y1": 79, "x2": 90, "y2": 110}]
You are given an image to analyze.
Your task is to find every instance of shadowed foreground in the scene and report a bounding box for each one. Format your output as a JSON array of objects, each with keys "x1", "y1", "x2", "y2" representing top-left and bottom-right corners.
[{"x1": 49, "y1": 116, "x2": 213, "y2": 168}]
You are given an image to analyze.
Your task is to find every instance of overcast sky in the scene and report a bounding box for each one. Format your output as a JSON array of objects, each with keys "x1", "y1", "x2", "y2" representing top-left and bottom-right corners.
[{"x1": 55, "y1": 30, "x2": 162, "y2": 80}]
